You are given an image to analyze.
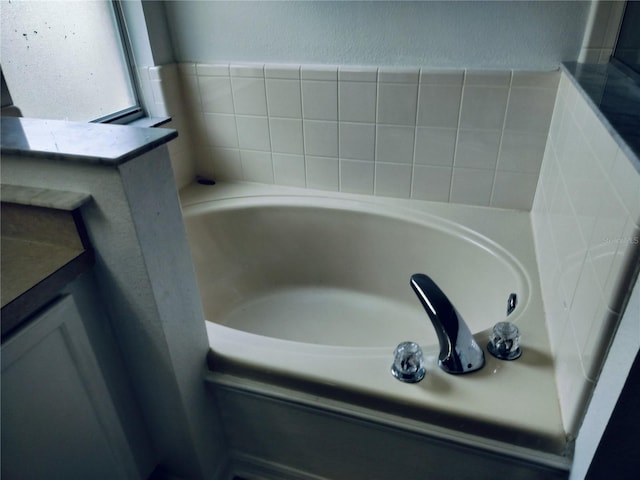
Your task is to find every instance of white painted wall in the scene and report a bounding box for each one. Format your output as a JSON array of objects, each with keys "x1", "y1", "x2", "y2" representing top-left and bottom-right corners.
[{"x1": 164, "y1": 0, "x2": 590, "y2": 69}]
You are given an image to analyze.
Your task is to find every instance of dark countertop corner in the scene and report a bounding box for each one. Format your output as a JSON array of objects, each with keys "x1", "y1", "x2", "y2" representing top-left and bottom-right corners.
[{"x1": 563, "y1": 62, "x2": 640, "y2": 174}]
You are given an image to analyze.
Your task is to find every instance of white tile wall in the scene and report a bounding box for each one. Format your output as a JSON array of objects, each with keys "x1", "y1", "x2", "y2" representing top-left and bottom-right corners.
[
  {"x1": 302, "y1": 80, "x2": 338, "y2": 121},
  {"x1": 532, "y1": 71, "x2": 640, "y2": 435},
  {"x1": 177, "y1": 63, "x2": 561, "y2": 209},
  {"x1": 141, "y1": 64, "x2": 196, "y2": 188},
  {"x1": 153, "y1": 61, "x2": 639, "y2": 446}
]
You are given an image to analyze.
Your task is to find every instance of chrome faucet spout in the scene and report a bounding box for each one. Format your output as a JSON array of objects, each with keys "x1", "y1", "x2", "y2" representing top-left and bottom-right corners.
[{"x1": 410, "y1": 273, "x2": 485, "y2": 374}]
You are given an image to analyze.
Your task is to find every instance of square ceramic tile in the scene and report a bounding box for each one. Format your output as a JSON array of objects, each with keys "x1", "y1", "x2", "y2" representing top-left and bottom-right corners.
[
  {"x1": 303, "y1": 120, "x2": 338, "y2": 157},
  {"x1": 412, "y1": 165, "x2": 453, "y2": 202},
  {"x1": 209, "y1": 147, "x2": 242, "y2": 180},
  {"x1": 558, "y1": 73, "x2": 571, "y2": 101},
  {"x1": 573, "y1": 94, "x2": 595, "y2": 133},
  {"x1": 339, "y1": 123, "x2": 375, "y2": 161},
  {"x1": 505, "y1": 87, "x2": 557, "y2": 134},
  {"x1": 414, "y1": 127, "x2": 457, "y2": 166},
  {"x1": 377, "y1": 68, "x2": 420, "y2": 83},
  {"x1": 340, "y1": 159, "x2": 374, "y2": 194},
  {"x1": 302, "y1": 80, "x2": 338, "y2": 120},
  {"x1": 491, "y1": 171, "x2": 538, "y2": 210},
  {"x1": 339, "y1": 81, "x2": 377, "y2": 123},
  {"x1": 416, "y1": 84, "x2": 462, "y2": 128},
  {"x1": 608, "y1": 149, "x2": 640, "y2": 223},
  {"x1": 338, "y1": 66, "x2": 377, "y2": 82},
  {"x1": 587, "y1": 238, "x2": 624, "y2": 305},
  {"x1": 196, "y1": 64, "x2": 229, "y2": 76},
  {"x1": 377, "y1": 83, "x2": 418, "y2": 125},
  {"x1": 554, "y1": 320, "x2": 591, "y2": 433},
  {"x1": 454, "y1": 129, "x2": 501, "y2": 170},
  {"x1": 569, "y1": 259, "x2": 605, "y2": 357},
  {"x1": 240, "y1": 150, "x2": 274, "y2": 183},
  {"x1": 300, "y1": 65, "x2": 338, "y2": 81},
  {"x1": 498, "y1": 131, "x2": 547, "y2": 174},
  {"x1": 541, "y1": 268, "x2": 571, "y2": 356},
  {"x1": 589, "y1": 186, "x2": 630, "y2": 295},
  {"x1": 589, "y1": 215, "x2": 638, "y2": 311},
  {"x1": 193, "y1": 143, "x2": 214, "y2": 177},
  {"x1": 230, "y1": 64, "x2": 264, "y2": 77},
  {"x1": 579, "y1": 302, "x2": 618, "y2": 380},
  {"x1": 178, "y1": 63, "x2": 196, "y2": 76},
  {"x1": 204, "y1": 113, "x2": 238, "y2": 148},
  {"x1": 603, "y1": 221, "x2": 640, "y2": 313},
  {"x1": 561, "y1": 148, "x2": 602, "y2": 245},
  {"x1": 464, "y1": 70, "x2": 511, "y2": 87},
  {"x1": 459, "y1": 86, "x2": 509, "y2": 131},
  {"x1": 583, "y1": 114, "x2": 618, "y2": 173},
  {"x1": 511, "y1": 71, "x2": 560, "y2": 89},
  {"x1": 265, "y1": 64, "x2": 300, "y2": 79},
  {"x1": 375, "y1": 125, "x2": 415, "y2": 164},
  {"x1": 563, "y1": 76, "x2": 579, "y2": 112},
  {"x1": 198, "y1": 76, "x2": 234, "y2": 114},
  {"x1": 273, "y1": 153, "x2": 306, "y2": 187},
  {"x1": 265, "y1": 79, "x2": 302, "y2": 118},
  {"x1": 374, "y1": 163, "x2": 412, "y2": 198},
  {"x1": 450, "y1": 167, "x2": 495, "y2": 206},
  {"x1": 306, "y1": 156, "x2": 339, "y2": 191},
  {"x1": 231, "y1": 77, "x2": 267, "y2": 115},
  {"x1": 235, "y1": 116, "x2": 271, "y2": 151},
  {"x1": 269, "y1": 118, "x2": 303, "y2": 154},
  {"x1": 549, "y1": 194, "x2": 588, "y2": 303},
  {"x1": 419, "y1": 69, "x2": 464, "y2": 86},
  {"x1": 149, "y1": 78, "x2": 165, "y2": 108},
  {"x1": 180, "y1": 75, "x2": 201, "y2": 113},
  {"x1": 188, "y1": 112, "x2": 209, "y2": 146}
]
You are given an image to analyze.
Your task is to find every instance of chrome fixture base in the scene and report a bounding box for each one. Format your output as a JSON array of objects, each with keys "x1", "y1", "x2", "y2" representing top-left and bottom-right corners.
[
  {"x1": 391, "y1": 366, "x2": 426, "y2": 383},
  {"x1": 487, "y1": 342, "x2": 522, "y2": 360}
]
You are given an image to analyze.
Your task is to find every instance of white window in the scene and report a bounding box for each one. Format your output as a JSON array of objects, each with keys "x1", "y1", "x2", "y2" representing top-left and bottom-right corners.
[{"x1": 1, "y1": 0, "x2": 142, "y2": 123}]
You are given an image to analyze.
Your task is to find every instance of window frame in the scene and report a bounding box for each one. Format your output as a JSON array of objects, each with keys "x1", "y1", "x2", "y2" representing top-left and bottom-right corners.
[
  {"x1": 90, "y1": 0, "x2": 145, "y2": 125},
  {"x1": 1, "y1": 0, "x2": 145, "y2": 125},
  {"x1": 611, "y1": 1, "x2": 640, "y2": 84}
]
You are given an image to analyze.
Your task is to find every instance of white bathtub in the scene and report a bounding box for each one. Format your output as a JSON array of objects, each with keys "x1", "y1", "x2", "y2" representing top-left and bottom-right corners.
[{"x1": 181, "y1": 182, "x2": 567, "y2": 460}]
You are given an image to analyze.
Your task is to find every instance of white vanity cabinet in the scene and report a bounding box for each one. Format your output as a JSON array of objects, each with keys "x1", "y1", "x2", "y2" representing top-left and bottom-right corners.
[{"x1": 1, "y1": 294, "x2": 142, "y2": 480}]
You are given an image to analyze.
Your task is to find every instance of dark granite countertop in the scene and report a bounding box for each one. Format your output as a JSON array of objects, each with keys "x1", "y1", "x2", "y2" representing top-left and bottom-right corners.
[
  {"x1": 563, "y1": 62, "x2": 640, "y2": 174},
  {"x1": 1, "y1": 117, "x2": 177, "y2": 165}
]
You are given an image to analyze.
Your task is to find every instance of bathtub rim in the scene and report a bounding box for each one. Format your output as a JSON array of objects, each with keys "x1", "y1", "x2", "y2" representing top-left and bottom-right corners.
[{"x1": 181, "y1": 181, "x2": 566, "y2": 457}]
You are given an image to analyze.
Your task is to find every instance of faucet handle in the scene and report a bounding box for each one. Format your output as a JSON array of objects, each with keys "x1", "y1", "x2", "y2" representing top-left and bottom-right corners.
[
  {"x1": 487, "y1": 321, "x2": 522, "y2": 360},
  {"x1": 507, "y1": 293, "x2": 517, "y2": 316},
  {"x1": 391, "y1": 341, "x2": 426, "y2": 383}
]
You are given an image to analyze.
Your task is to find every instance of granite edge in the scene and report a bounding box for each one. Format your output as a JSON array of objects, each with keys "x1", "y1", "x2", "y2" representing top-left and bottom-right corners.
[
  {"x1": 561, "y1": 62, "x2": 640, "y2": 175},
  {"x1": 0, "y1": 117, "x2": 178, "y2": 167}
]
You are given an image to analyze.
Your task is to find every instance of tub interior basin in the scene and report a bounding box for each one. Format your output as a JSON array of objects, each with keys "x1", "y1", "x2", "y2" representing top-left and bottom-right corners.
[{"x1": 183, "y1": 196, "x2": 529, "y2": 349}]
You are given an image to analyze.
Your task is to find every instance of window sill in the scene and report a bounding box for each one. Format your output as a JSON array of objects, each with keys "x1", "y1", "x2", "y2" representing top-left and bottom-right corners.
[{"x1": 126, "y1": 116, "x2": 172, "y2": 128}]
